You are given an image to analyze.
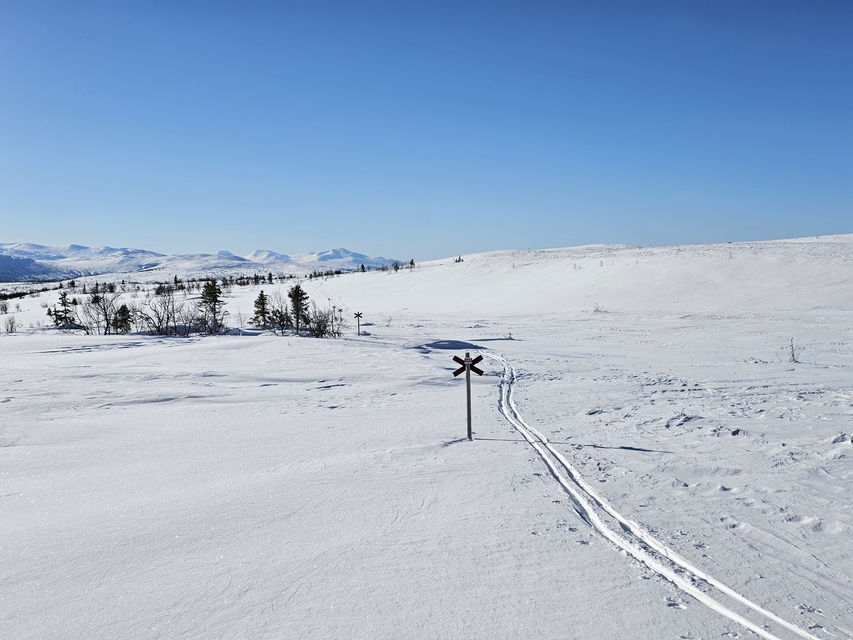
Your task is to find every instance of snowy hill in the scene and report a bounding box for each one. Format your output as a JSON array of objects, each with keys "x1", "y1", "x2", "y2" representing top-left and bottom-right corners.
[
  {"x1": 0, "y1": 242, "x2": 400, "y2": 281},
  {"x1": 308, "y1": 234, "x2": 853, "y2": 316}
]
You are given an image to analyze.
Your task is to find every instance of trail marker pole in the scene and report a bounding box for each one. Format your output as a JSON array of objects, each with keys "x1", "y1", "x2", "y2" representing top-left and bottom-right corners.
[
  {"x1": 354, "y1": 312, "x2": 362, "y2": 336},
  {"x1": 452, "y1": 352, "x2": 484, "y2": 440}
]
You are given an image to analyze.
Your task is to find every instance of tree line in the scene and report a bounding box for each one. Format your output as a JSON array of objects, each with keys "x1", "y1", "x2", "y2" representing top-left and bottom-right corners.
[{"x1": 46, "y1": 279, "x2": 342, "y2": 338}]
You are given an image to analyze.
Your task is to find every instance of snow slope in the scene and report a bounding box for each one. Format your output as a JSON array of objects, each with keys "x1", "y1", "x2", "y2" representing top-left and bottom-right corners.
[
  {"x1": 1, "y1": 235, "x2": 851, "y2": 639},
  {"x1": 306, "y1": 235, "x2": 853, "y2": 316}
]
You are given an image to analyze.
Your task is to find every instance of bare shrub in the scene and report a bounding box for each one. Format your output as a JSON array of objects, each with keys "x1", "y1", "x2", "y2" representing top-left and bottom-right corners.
[
  {"x1": 268, "y1": 290, "x2": 293, "y2": 335},
  {"x1": 79, "y1": 291, "x2": 122, "y2": 335},
  {"x1": 137, "y1": 289, "x2": 181, "y2": 335},
  {"x1": 788, "y1": 338, "x2": 801, "y2": 363}
]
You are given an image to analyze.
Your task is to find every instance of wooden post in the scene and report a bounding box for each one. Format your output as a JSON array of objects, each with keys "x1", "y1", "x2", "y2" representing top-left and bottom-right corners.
[{"x1": 354, "y1": 312, "x2": 362, "y2": 336}]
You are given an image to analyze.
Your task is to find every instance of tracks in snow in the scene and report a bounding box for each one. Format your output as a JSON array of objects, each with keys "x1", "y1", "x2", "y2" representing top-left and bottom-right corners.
[{"x1": 487, "y1": 353, "x2": 823, "y2": 640}]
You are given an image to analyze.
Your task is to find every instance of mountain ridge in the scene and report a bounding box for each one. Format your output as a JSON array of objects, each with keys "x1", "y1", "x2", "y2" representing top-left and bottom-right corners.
[{"x1": 0, "y1": 242, "x2": 400, "y2": 282}]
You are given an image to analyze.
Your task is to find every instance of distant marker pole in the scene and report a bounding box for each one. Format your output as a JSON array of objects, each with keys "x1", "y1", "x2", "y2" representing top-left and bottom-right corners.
[
  {"x1": 452, "y1": 352, "x2": 484, "y2": 440},
  {"x1": 354, "y1": 312, "x2": 362, "y2": 336}
]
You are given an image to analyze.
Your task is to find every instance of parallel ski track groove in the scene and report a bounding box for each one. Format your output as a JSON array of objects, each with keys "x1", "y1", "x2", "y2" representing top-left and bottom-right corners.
[{"x1": 486, "y1": 353, "x2": 823, "y2": 640}]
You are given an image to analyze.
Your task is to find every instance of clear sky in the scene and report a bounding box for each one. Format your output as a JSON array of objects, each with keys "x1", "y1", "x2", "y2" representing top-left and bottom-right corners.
[{"x1": 1, "y1": 1, "x2": 850, "y2": 260}]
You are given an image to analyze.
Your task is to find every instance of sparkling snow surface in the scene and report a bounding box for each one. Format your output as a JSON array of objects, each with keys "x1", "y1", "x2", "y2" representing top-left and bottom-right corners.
[{"x1": 1, "y1": 237, "x2": 852, "y2": 639}]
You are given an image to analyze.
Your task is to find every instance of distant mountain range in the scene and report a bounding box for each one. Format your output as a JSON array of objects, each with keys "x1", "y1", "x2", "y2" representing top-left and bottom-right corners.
[{"x1": 0, "y1": 243, "x2": 400, "y2": 282}]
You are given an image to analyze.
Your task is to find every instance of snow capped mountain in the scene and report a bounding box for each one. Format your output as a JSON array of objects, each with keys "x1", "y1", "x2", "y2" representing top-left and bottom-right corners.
[
  {"x1": 0, "y1": 242, "x2": 72, "y2": 261},
  {"x1": 0, "y1": 255, "x2": 65, "y2": 281},
  {"x1": 290, "y1": 248, "x2": 398, "y2": 270},
  {"x1": 312, "y1": 248, "x2": 378, "y2": 262},
  {"x1": 245, "y1": 249, "x2": 292, "y2": 263},
  {"x1": 247, "y1": 248, "x2": 396, "y2": 269},
  {"x1": 0, "y1": 242, "x2": 400, "y2": 282},
  {"x1": 0, "y1": 243, "x2": 167, "y2": 281}
]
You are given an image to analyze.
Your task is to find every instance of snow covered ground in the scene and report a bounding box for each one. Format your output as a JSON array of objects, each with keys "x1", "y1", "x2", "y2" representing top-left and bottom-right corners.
[{"x1": 1, "y1": 236, "x2": 851, "y2": 639}]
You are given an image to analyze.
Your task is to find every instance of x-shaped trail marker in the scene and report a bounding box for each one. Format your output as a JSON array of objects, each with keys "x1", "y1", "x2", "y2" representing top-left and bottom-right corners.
[
  {"x1": 452, "y1": 351, "x2": 484, "y2": 440},
  {"x1": 453, "y1": 354, "x2": 484, "y2": 377}
]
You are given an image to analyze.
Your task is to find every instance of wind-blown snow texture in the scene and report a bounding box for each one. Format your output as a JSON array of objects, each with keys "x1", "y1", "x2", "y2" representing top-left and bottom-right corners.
[
  {"x1": 1, "y1": 235, "x2": 851, "y2": 639},
  {"x1": 0, "y1": 242, "x2": 399, "y2": 281}
]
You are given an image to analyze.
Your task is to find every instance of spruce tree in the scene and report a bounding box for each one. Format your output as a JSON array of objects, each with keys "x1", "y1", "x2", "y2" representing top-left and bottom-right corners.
[
  {"x1": 112, "y1": 304, "x2": 132, "y2": 334},
  {"x1": 199, "y1": 279, "x2": 226, "y2": 334},
  {"x1": 53, "y1": 291, "x2": 72, "y2": 326},
  {"x1": 252, "y1": 290, "x2": 270, "y2": 329},
  {"x1": 288, "y1": 284, "x2": 309, "y2": 334},
  {"x1": 55, "y1": 291, "x2": 73, "y2": 326}
]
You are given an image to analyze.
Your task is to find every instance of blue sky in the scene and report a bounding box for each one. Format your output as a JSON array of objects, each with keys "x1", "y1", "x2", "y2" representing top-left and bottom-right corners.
[{"x1": 1, "y1": 1, "x2": 850, "y2": 259}]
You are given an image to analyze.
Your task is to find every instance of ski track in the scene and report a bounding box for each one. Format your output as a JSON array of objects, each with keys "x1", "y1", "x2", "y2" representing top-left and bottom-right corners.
[{"x1": 486, "y1": 353, "x2": 826, "y2": 640}]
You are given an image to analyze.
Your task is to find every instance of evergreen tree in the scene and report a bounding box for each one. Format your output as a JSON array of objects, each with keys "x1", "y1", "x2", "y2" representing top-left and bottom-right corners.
[
  {"x1": 55, "y1": 291, "x2": 73, "y2": 326},
  {"x1": 199, "y1": 279, "x2": 227, "y2": 334},
  {"x1": 252, "y1": 290, "x2": 270, "y2": 328},
  {"x1": 112, "y1": 304, "x2": 132, "y2": 334},
  {"x1": 288, "y1": 284, "x2": 309, "y2": 334}
]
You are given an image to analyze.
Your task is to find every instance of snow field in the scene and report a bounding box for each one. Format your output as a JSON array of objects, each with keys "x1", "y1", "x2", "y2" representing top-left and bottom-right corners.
[{"x1": 1, "y1": 235, "x2": 852, "y2": 638}]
